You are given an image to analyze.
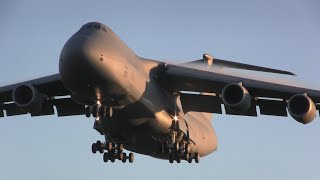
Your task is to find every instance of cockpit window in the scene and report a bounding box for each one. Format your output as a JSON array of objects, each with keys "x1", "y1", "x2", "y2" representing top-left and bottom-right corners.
[
  {"x1": 94, "y1": 24, "x2": 100, "y2": 30},
  {"x1": 85, "y1": 23, "x2": 107, "y2": 32}
]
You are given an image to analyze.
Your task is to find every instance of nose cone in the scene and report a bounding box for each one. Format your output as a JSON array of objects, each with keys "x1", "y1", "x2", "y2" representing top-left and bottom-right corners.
[
  {"x1": 60, "y1": 36, "x2": 96, "y2": 73},
  {"x1": 59, "y1": 35, "x2": 108, "y2": 98}
]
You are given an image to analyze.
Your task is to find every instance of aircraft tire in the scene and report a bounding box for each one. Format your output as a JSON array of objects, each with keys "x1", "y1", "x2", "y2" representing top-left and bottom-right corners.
[
  {"x1": 91, "y1": 143, "x2": 97, "y2": 154},
  {"x1": 85, "y1": 107, "x2": 91, "y2": 118},
  {"x1": 176, "y1": 156, "x2": 181, "y2": 163},
  {"x1": 169, "y1": 153, "x2": 174, "y2": 163},
  {"x1": 118, "y1": 143, "x2": 124, "y2": 152},
  {"x1": 195, "y1": 153, "x2": 200, "y2": 163},
  {"x1": 118, "y1": 152, "x2": 124, "y2": 160},
  {"x1": 129, "y1": 153, "x2": 134, "y2": 163},
  {"x1": 103, "y1": 152, "x2": 108, "y2": 162},
  {"x1": 122, "y1": 153, "x2": 127, "y2": 163},
  {"x1": 107, "y1": 142, "x2": 113, "y2": 151}
]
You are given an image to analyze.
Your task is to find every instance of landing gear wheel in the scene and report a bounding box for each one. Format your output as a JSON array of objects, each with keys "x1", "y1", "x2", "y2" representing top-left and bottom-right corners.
[
  {"x1": 91, "y1": 143, "x2": 97, "y2": 154},
  {"x1": 122, "y1": 153, "x2": 127, "y2": 163},
  {"x1": 85, "y1": 107, "x2": 91, "y2": 118},
  {"x1": 176, "y1": 156, "x2": 181, "y2": 163},
  {"x1": 96, "y1": 141, "x2": 103, "y2": 153},
  {"x1": 103, "y1": 152, "x2": 108, "y2": 162},
  {"x1": 195, "y1": 153, "x2": 200, "y2": 163},
  {"x1": 118, "y1": 143, "x2": 124, "y2": 152},
  {"x1": 118, "y1": 152, "x2": 124, "y2": 160},
  {"x1": 129, "y1": 153, "x2": 134, "y2": 163},
  {"x1": 107, "y1": 142, "x2": 113, "y2": 151},
  {"x1": 169, "y1": 153, "x2": 174, "y2": 163}
]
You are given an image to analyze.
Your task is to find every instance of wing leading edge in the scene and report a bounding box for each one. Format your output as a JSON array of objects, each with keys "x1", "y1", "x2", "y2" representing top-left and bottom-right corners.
[{"x1": 180, "y1": 54, "x2": 296, "y2": 76}]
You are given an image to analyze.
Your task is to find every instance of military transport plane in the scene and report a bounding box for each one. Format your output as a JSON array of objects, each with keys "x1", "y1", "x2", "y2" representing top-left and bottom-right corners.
[{"x1": 0, "y1": 22, "x2": 320, "y2": 164}]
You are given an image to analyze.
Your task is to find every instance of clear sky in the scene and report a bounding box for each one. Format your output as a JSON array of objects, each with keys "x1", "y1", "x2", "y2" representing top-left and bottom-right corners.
[{"x1": 0, "y1": 0, "x2": 320, "y2": 180}]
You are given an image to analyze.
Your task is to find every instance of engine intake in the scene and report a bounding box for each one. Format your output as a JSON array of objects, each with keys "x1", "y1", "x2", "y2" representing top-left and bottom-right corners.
[
  {"x1": 288, "y1": 94, "x2": 316, "y2": 124},
  {"x1": 12, "y1": 84, "x2": 47, "y2": 114},
  {"x1": 221, "y1": 83, "x2": 251, "y2": 113}
]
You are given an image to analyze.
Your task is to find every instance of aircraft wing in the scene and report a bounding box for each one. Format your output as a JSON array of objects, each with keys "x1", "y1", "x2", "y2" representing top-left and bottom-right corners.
[
  {"x1": 162, "y1": 60, "x2": 320, "y2": 120},
  {"x1": 0, "y1": 74, "x2": 85, "y2": 118}
]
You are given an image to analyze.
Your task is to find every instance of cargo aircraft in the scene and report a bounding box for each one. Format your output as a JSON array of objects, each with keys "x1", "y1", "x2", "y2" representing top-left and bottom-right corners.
[{"x1": 1, "y1": 22, "x2": 319, "y2": 163}]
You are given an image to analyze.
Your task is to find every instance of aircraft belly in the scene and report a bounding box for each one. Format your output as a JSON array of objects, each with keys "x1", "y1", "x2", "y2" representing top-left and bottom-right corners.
[
  {"x1": 185, "y1": 113, "x2": 218, "y2": 157},
  {"x1": 118, "y1": 114, "x2": 218, "y2": 160}
]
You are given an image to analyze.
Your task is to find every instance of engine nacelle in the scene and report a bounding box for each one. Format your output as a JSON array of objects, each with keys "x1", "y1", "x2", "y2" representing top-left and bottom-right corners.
[
  {"x1": 12, "y1": 84, "x2": 47, "y2": 114},
  {"x1": 221, "y1": 83, "x2": 251, "y2": 113},
  {"x1": 288, "y1": 94, "x2": 316, "y2": 124}
]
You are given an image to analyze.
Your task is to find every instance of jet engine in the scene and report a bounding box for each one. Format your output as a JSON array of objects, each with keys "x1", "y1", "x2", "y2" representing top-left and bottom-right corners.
[
  {"x1": 288, "y1": 94, "x2": 316, "y2": 124},
  {"x1": 12, "y1": 84, "x2": 47, "y2": 114},
  {"x1": 221, "y1": 83, "x2": 251, "y2": 113}
]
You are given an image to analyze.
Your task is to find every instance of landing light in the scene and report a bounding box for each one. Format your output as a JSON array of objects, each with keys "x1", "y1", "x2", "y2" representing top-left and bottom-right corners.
[{"x1": 173, "y1": 115, "x2": 179, "y2": 121}]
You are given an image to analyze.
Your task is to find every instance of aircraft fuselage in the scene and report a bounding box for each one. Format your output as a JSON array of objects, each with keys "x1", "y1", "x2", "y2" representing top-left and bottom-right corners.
[{"x1": 59, "y1": 22, "x2": 217, "y2": 160}]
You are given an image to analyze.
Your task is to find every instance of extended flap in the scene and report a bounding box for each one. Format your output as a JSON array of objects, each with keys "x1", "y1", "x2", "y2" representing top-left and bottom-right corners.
[
  {"x1": 180, "y1": 93, "x2": 222, "y2": 114},
  {"x1": 3, "y1": 103, "x2": 27, "y2": 116},
  {"x1": 54, "y1": 98, "x2": 85, "y2": 116},
  {"x1": 31, "y1": 102, "x2": 55, "y2": 117},
  {"x1": 257, "y1": 99, "x2": 288, "y2": 117}
]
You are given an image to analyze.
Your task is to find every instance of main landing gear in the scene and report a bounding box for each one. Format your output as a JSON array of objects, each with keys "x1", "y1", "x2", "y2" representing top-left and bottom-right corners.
[
  {"x1": 91, "y1": 140, "x2": 134, "y2": 163},
  {"x1": 162, "y1": 117, "x2": 201, "y2": 163},
  {"x1": 165, "y1": 140, "x2": 200, "y2": 163}
]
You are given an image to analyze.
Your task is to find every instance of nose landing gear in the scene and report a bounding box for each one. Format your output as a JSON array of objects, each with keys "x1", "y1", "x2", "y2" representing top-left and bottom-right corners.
[
  {"x1": 87, "y1": 102, "x2": 134, "y2": 163},
  {"x1": 85, "y1": 103, "x2": 113, "y2": 119}
]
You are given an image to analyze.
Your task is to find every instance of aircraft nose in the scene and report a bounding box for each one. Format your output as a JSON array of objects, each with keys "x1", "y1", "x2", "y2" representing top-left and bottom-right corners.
[
  {"x1": 61, "y1": 36, "x2": 97, "y2": 66},
  {"x1": 59, "y1": 35, "x2": 106, "y2": 95}
]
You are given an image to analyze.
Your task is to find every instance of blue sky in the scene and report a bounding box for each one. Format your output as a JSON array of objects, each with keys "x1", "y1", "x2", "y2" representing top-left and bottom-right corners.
[{"x1": 0, "y1": 0, "x2": 320, "y2": 179}]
